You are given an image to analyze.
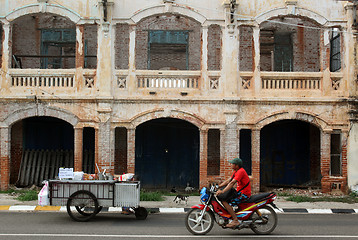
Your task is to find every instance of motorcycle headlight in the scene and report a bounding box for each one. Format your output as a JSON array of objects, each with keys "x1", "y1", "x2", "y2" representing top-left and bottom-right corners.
[{"x1": 200, "y1": 187, "x2": 209, "y2": 203}]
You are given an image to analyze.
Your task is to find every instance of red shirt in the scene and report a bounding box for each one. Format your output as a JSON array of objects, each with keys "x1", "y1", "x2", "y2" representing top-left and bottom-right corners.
[{"x1": 231, "y1": 168, "x2": 251, "y2": 197}]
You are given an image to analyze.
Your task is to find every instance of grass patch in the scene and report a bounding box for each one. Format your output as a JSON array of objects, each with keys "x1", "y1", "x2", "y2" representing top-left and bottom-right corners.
[
  {"x1": 140, "y1": 191, "x2": 165, "y2": 201},
  {"x1": 285, "y1": 195, "x2": 358, "y2": 204},
  {"x1": 16, "y1": 190, "x2": 39, "y2": 201}
]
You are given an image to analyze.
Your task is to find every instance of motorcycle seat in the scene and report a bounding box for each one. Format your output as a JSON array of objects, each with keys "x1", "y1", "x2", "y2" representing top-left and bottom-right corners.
[{"x1": 244, "y1": 192, "x2": 273, "y2": 203}]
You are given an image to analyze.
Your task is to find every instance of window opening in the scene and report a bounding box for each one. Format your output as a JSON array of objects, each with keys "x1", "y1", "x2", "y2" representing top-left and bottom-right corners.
[
  {"x1": 41, "y1": 29, "x2": 76, "y2": 69},
  {"x1": 240, "y1": 129, "x2": 252, "y2": 175},
  {"x1": 330, "y1": 29, "x2": 341, "y2": 72},
  {"x1": 274, "y1": 33, "x2": 293, "y2": 72},
  {"x1": 148, "y1": 30, "x2": 189, "y2": 70},
  {"x1": 330, "y1": 133, "x2": 341, "y2": 176},
  {"x1": 207, "y1": 129, "x2": 220, "y2": 175}
]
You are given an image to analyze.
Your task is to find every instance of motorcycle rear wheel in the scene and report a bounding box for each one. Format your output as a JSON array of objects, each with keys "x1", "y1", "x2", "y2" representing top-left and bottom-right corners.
[
  {"x1": 185, "y1": 208, "x2": 214, "y2": 235},
  {"x1": 249, "y1": 205, "x2": 277, "y2": 234}
]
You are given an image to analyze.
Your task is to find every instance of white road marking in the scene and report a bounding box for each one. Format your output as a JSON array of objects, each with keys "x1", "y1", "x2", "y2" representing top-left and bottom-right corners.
[{"x1": 0, "y1": 234, "x2": 357, "y2": 238}]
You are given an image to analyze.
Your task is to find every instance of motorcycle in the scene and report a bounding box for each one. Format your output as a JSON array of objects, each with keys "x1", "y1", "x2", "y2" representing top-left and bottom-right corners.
[{"x1": 185, "y1": 184, "x2": 279, "y2": 235}]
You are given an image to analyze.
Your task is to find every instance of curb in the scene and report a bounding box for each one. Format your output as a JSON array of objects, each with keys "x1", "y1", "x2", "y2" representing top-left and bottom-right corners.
[{"x1": 0, "y1": 205, "x2": 358, "y2": 214}]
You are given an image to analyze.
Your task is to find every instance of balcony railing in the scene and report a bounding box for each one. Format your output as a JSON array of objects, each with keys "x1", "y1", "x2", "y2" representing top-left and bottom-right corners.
[
  {"x1": 10, "y1": 69, "x2": 75, "y2": 88},
  {"x1": 136, "y1": 70, "x2": 200, "y2": 89},
  {"x1": 260, "y1": 72, "x2": 322, "y2": 90},
  {"x1": 4, "y1": 68, "x2": 345, "y2": 98}
]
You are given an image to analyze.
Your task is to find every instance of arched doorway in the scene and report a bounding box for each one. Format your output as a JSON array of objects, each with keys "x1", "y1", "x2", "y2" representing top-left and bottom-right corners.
[
  {"x1": 260, "y1": 120, "x2": 321, "y2": 189},
  {"x1": 11, "y1": 116, "x2": 74, "y2": 186},
  {"x1": 135, "y1": 118, "x2": 199, "y2": 189}
]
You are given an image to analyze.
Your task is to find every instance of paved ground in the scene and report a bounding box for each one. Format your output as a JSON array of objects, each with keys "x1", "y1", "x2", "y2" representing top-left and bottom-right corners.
[{"x1": 1, "y1": 193, "x2": 358, "y2": 214}]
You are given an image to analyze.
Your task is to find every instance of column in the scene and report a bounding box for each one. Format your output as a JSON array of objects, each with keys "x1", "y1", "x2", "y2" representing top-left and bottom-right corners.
[
  {"x1": 127, "y1": 128, "x2": 135, "y2": 173},
  {"x1": 97, "y1": 121, "x2": 113, "y2": 173},
  {"x1": 199, "y1": 129, "x2": 208, "y2": 188},
  {"x1": 252, "y1": 26, "x2": 261, "y2": 94},
  {"x1": 0, "y1": 127, "x2": 10, "y2": 190},
  {"x1": 320, "y1": 131, "x2": 331, "y2": 192},
  {"x1": 224, "y1": 114, "x2": 238, "y2": 178},
  {"x1": 221, "y1": 24, "x2": 239, "y2": 96},
  {"x1": 345, "y1": 4, "x2": 355, "y2": 96},
  {"x1": 76, "y1": 24, "x2": 85, "y2": 69},
  {"x1": 320, "y1": 29, "x2": 331, "y2": 96},
  {"x1": 127, "y1": 24, "x2": 136, "y2": 94},
  {"x1": 251, "y1": 129, "x2": 260, "y2": 193},
  {"x1": 201, "y1": 26, "x2": 209, "y2": 92},
  {"x1": 75, "y1": 24, "x2": 85, "y2": 91},
  {"x1": 1, "y1": 22, "x2": 11, "y2": 91},
  {"x1": 74, "y1": 127, "x2": 83, "y2": 172},
  {"x1": 96, "y1": 22, "x2": 113, "y2": 96}
]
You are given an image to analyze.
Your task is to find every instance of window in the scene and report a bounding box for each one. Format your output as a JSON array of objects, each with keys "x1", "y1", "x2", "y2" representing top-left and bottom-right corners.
[
  {"x1": 330, "y1": 133, "x2": 341, "y2": 176},
  {"x1": 240, "y1": 129, "x2": 252, "y2": 175},
  {"x1": 330, "y1": 29, "x2": 341, "y2": 72},
  {"x1": 148, "y1": 30, "x2": 188, "y2": 70},
  {"x1": 41, "y1": 29, "x2": 76, "y2": 69},
  {"x1": 274, "y1": 33, "x2": 293, "y2": 72}
]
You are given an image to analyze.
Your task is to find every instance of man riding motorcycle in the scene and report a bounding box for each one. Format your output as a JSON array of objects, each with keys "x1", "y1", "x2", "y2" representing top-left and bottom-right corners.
[{"x1": 216, "y1": 157, "x2": 251, "y2": 228}]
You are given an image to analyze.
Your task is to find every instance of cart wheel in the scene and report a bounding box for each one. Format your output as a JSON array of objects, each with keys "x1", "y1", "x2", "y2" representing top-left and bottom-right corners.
[
  {"x1": 134, "y1": 207, "x2": 148, "y2": 220},
  {"x1": 67, "y1": 190, "x2": 99, "y2": 222},
  {"x1": 75, "y1": 206, "x2": 103, "y2": 216}
]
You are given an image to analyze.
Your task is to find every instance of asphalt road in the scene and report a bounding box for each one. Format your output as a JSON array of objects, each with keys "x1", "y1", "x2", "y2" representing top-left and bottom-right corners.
[{"x1": 0, "y1": 212, "x2": 358, "y2": 239}]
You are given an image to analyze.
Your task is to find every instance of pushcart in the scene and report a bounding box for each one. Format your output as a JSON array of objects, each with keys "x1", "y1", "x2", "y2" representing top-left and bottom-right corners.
[{"x1": 48, "y1": 180, "x2": 148, "y2": 222}]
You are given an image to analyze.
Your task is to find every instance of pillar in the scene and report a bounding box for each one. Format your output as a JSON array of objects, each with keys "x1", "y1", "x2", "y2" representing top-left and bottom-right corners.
[
  {"x1": 74, "y1": 127, "x2": 83, "y2": 172},
  {"x1": 252, "y1": 26, "x2": 261, "y2": 94},
  {"x1": 251, "y1": 129, "x2": 260, "y2": 193},
  {"x1": 128, "y1": 24, "x2": 136, "y2": 94},
  {"x1": 201, "y1": 25, "x2": 209, "y2": 92},
  {"x1": 199, "y1": 129, "x2": 208, "y2": 188},
  {"x1": 1, "y1": 22, "x2": 11, "y2": 91},
  {"x1": 0, "y1": 127, "x2": 10, "y2": 190},
  {"x1": 127, "y1": 128, "x2": 135, "y2": 173},
  {"x1": 320, "y1": 131, "x2": 331, "y2": 192}
]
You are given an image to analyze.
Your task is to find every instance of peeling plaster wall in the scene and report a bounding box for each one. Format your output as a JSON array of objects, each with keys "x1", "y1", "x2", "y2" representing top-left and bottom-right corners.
[
  {"x1": 0, "y1": 0, "x2": 355, "y2": 192},
  {"x1": 348, "y1": 123, "x2": 358, "y2": 190}
]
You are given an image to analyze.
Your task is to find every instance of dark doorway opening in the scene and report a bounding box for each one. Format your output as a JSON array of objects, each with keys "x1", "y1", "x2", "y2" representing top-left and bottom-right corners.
[
  {"x1": 260, "y1": 120, "x2": 320, "y2": 189},
  {"x1": 83, "y1": 127, "x2": 95, "y2": 174},
  {"x1": 11, "y1": 117, "x2": 74, "y2": 186},
  {"x1": 135, "y1": 118, "x2": 199, "y2": 189}
]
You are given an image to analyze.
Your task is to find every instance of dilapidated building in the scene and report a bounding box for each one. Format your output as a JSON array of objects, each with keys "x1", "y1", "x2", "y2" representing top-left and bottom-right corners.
[{"x1": 0, "y1": 0, "x2": 357, "y2": 193}]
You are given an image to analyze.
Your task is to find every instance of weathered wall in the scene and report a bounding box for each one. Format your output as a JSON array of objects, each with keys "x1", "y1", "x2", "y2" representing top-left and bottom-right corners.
[{"x1": 348, "y1": 123, "x2": 358, "y2": 190}]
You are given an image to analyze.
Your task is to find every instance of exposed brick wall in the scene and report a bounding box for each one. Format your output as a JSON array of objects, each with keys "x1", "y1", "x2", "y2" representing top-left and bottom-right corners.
[
  {"x1": 10, "y1": 121, "x2": 23, "y2": 184},
  {"x1": 260, "y1": 17, "x2": 320, "y2": 72},
  {"x1": 135, "y1": 14, "x2": 201, "y2": 70},
  {"x1": 239, "y1": 26, "x2": 253, "y2": 71},
  {"x1": 208, "y1": 24, "x2": 221, "y2": 71},
  {"x1": 115, "y1": 24, "x2": 129, "y2": 69},
  {"x1": 12, "y1": 14, "x2": 96, "y2": 69}
]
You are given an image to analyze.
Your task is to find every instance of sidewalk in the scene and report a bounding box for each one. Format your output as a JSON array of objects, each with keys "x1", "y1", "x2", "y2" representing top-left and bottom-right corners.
[{"x1": 1, "y1": 194, "x2": 358, "y2": 214}]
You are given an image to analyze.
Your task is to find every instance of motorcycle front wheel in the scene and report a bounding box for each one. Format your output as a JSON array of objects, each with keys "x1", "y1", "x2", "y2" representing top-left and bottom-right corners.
[
  {"x1": 249, "y1": 205, "x2": 278, "y2": 234},
  {"x1": 185, "y1": 208, "x2": 214, "y2": 235}
]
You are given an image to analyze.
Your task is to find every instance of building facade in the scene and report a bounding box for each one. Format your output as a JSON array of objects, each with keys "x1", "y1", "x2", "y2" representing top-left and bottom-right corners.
[{"x1": 0, "y1": 0, "x2": 357, "y2": 193}]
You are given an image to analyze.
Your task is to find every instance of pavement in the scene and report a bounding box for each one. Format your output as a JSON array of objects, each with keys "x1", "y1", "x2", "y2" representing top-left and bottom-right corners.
[{"x1": 1, "y1": 194, "x2": 358, "y2": 214}]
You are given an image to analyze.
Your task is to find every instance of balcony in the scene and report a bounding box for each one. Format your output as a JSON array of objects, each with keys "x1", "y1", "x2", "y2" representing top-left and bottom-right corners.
[{"x1": 2, "y1": 68, "x2": 346, "y2": 100}]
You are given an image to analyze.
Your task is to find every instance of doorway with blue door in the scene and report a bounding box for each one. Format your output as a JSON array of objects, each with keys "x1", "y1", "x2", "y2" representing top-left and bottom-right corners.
[
  {"x1": 135, "y1": 118, "x2": 199, "y2": 189},
  {"x1": 260, "y1": 120, "x2": 321, "y2": 189}
]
